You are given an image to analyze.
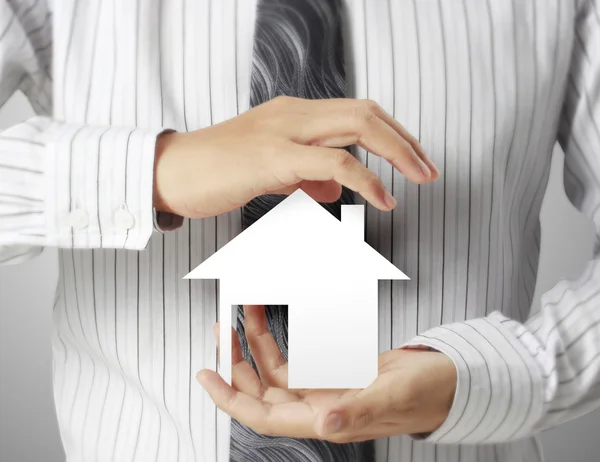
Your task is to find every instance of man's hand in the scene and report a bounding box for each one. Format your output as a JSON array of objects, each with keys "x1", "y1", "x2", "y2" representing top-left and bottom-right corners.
[
  {"x1": 153, "y1": 97, "x2": 439, "y2": 219},
  {"x1": 197, "y1": 305, "x2": 457, "y2": 443}
]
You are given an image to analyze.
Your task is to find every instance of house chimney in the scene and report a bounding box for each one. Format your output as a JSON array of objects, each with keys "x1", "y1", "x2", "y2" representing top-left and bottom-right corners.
[{"x1": 341, "y1": 205, "x2": 364, "y2": 241}]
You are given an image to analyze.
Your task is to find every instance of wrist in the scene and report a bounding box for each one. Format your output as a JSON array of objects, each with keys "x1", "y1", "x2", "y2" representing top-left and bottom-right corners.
[
  {"x1": 153, "y1": 130, "x2": 179, "y2": 214},
  {"x1": 407, "y1": 349, "x2": 457, "y2": 434},
  {"x1": 431, "y1": 353, "x2": 457, "y2": 431}
]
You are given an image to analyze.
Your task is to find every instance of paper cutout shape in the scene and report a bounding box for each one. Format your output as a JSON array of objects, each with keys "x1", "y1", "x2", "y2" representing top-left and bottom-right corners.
[{"x1": 184, "y1": 189, "x2": 409, "y2": 389}]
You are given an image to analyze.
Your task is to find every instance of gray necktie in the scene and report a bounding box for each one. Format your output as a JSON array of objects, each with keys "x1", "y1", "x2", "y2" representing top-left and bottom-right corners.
[{"x1": 230, "y1": 0, "x2": 374, "y2": 461}]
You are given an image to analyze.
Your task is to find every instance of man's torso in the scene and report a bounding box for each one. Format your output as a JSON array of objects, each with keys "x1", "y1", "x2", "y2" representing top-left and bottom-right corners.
[{"x1": 51, "y1": 1, "x2": 574, "y2": 460}]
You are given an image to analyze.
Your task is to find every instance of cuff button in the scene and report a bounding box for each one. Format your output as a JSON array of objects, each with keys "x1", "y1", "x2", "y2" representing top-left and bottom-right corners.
[{"x1": 114, "y1": 208, "x2": 135, "y2": 230}]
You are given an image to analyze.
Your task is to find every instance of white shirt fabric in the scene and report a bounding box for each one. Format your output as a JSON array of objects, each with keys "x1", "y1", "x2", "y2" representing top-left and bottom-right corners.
[{"x1": 1, "y1": 1, "x2": 600, "y2": 461}]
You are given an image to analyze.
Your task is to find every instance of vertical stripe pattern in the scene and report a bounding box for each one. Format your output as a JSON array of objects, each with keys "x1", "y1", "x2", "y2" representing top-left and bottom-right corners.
[{"x1": 1, "y1": 1, "x2": 600, "y2": 461}]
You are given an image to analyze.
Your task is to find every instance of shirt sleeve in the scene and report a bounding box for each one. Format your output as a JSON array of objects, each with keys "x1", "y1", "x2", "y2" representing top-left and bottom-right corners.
[
  {"x1": 401, "y1": 0, "x2": 600, "y2": 444},
  {"x1": 0, "y1": 0, "x2": 180, "y2": 266}
]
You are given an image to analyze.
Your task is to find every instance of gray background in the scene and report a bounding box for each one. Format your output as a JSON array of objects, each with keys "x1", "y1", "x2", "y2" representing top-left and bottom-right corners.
[{"x1": 1, "y1": 92, "x2": 599, "y2": 462}]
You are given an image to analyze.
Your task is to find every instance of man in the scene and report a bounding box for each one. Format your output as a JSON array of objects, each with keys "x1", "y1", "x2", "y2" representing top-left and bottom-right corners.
[{"x1": 0, "y1": 1, "x2": 599, "y2": 462}]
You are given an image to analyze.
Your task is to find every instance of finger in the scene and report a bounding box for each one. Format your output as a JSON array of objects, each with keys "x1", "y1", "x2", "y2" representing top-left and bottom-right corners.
[
  {"x1": 197, "y1": 369, "x2": 271, "y2": 431},
  {"x1": 243, "y1": 305, "x2": 289, "y2": 388},
  {"x1": 314, "y1": 385, "x2": 392, "y2": 438},
  {"x1": 297, "y1": 109, "x2": 432, "y2": 184},
  {"x1": 370, "y1": 108, "x2": 439, "y2": 180},
  {"x1": 269, "y1": 180, "x2": 342, "y2": 203},
  {"x1": 212, "y1": 323, "x2": 267, "y2": 398},
  {"x1": 197, "y1": 369, "x2": 317, "y2": 438},
  {"x1": 288, "y1": 145, "x2": 395, "y2": 211},
  {"x1": 212, "y1": 323, "x2": 297, "y2": 404},
  {"x1": 285, "y1": 98, "x2": 433, "y2": 183},
  {"x1": 275, "y1": 97, "x2": 439, "y2": 179},
  {"x1": 323, "y1": 100, "x2": 439, "y2": 179}
]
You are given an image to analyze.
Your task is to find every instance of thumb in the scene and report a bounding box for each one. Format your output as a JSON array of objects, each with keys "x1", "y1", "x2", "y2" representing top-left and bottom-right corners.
[{"x1": 315, "y1": 389, "x2": 389, "y2": 438}]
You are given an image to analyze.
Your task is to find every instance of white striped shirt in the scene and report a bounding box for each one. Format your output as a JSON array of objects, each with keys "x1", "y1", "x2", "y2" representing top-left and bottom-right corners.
[{"x1": 1, "y1": 1, "x2": 599, "y2": 461}]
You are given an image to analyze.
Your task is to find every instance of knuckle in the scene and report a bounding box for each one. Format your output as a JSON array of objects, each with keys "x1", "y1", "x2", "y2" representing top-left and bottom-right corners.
[
  {"x1": 351, "y1": 106, "x2": 377, "y2": 132},
  {"x1": 363, "y1": 170, "x2": 382, "y2": 190},
  {"x1": 271, "y1": 355, "x2": 287, "y2": 374},
  {"x1": 354, "y1": 408, "x2": 375, "y2": 430},
  {"x1": 270, "y1": 95, "x2": 299, "y2": 109},
  {"x1": 271, "y1": 95, "x2": 290, "y2": 105},
  {"x1": 406, "y1": 131, "x2": 420, "y2": 147},
  {"x1": 361, "y1": 98, "x2": 381, "y2": 113},
  {"x1": 226, "y1": 391, "x2": 238, "y2": 409},
  {"x1": 256, "y1": 385, "x2": 268, "y2": 402},
  {"x1": 333, "y1": 149, "x2": 354, "y2": 170}
]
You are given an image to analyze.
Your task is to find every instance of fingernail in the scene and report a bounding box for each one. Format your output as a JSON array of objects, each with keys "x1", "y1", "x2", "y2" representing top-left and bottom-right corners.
[
  {"x1": 417, "y1": 159, "x2": 431, "y2": 178},
  {"x1": 384, "y1": 191, "x2": 397, "y2": 209},
  {"x1": 425, "y1": 158, "x2": 440, "y2": 177},
  {"x1": 323, "y1": 413, "x2": 343, "y2": 436}
]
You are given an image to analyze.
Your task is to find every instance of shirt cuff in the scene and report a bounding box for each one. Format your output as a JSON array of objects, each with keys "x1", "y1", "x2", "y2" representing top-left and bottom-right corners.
[
  {"x1": 44, "y1": 123, "x2": 167, "y2": 250},
  {"x1": 401, "y1": 312, "x2": 545, "y2": 444},
  {"x1": 1, "y1": 118, "x2": 182, "y2": 256}
]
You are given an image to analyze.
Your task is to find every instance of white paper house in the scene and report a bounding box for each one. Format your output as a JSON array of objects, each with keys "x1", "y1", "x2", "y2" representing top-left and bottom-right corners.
[{"x1": 184, "y1": 189, "x2": 408, "y2": 389}]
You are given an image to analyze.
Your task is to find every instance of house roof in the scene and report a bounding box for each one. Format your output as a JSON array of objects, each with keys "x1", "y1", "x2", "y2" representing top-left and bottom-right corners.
[{"x1": 184, "y1": 189, "x2": 409, "y2": 281}]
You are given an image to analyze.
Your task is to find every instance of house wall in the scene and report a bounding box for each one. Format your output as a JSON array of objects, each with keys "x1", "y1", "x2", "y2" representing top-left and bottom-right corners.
[
  {"x1": 220, "y1": 276, "x2": 379, "y2": 389},
  {"x1": 287, "y1": 279, "x2": 379, "y2": 389}
]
